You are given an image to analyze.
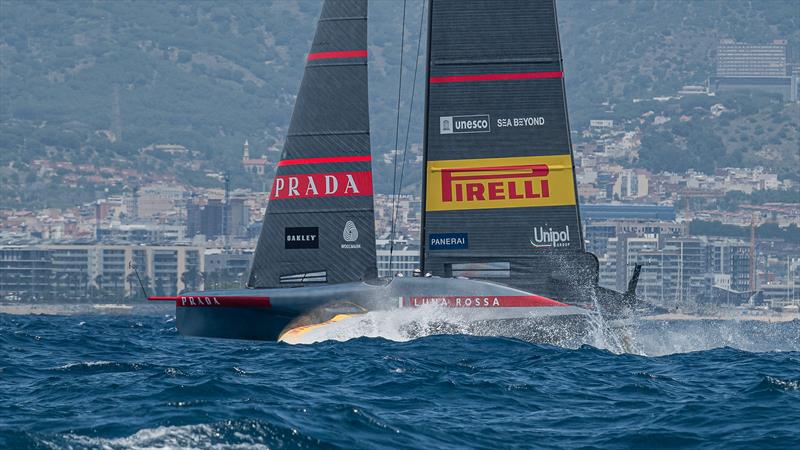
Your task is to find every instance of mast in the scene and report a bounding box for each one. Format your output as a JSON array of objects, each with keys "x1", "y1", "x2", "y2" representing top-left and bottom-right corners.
[
  {"x1": 419, "y1": 0, "x2": 434, "y2": 272},
  {"x1": 552, "y1": 0, "x2": 584, "y2": 247}
]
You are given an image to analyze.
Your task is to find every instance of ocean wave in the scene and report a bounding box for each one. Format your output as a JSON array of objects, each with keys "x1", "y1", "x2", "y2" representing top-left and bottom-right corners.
[
  {"x1": 1, "y1": 313, "x2": 799, "y2": 449},
  {"x1": 45, "y1": 420, "x2": 319, "y2": 450},
  {"x1": 51, "y1": 360, "x2": 150, "y2": 374},
  {"x1": 752, "y1": 376, "x2": 800, "y2": 393}
]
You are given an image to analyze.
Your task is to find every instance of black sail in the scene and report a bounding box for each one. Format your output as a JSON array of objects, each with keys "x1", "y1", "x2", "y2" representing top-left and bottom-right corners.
[
  {"x1": 249, "y1": 0, "x2": 376, "y2": 288},
  {"x1": 421, "y1": 0, "x2": 590, "y2": 294}
]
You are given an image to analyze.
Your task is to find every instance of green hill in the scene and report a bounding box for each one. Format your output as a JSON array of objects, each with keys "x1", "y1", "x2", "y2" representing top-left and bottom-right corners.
[{"x1": 1, "y1": 0, "x2": 798, "y2": 208}]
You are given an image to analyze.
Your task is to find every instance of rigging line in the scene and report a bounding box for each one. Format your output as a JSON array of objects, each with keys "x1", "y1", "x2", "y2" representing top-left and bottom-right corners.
[
  {"x1": 388, "y1": 0, "x2": 407, "y2": 275},
  {"x1": 395, "y1": 0, "x2": 426, "y2": 243}
]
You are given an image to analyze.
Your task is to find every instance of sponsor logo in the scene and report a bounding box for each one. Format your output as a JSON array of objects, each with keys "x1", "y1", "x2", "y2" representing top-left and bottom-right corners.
[
  {"x1": 400, "y1": 295, "x2": 566, "y2": 308},
  {"x1": 177, "y1": 296, "x2": 271, "y2": 308},
  {"x1": 531, "y1": 225, "x2": 571, "y2": 248},
  {"x1": 426, "y1": 155, "x2": 576, "y2": 211},
  {"x1": 496, "y1": 116, "x2": 545, "y2": 128},
  {"x1": 428, "y1": 232, "x2": 468, "y2": 250},
  {"x1": 270, "y1": 171, "x2": 372, "y2": 199},
  {"x1": 182, "y1": 296, "x2": 222, "y2": 306},
  {"x1": 285, "y1": 227, "x2": 319, "y2": 249},
  {"x1": 440, "y1": 114, "x2": 490, "y2": 134},
  {"x1": 341, "y1": 220, "x2": 361, "y2": 249}
]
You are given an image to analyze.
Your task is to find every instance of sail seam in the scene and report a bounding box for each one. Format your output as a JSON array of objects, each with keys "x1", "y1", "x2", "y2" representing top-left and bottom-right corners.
[
  {"x1": 430, "y1": 71, "x2": 563, "y2": 83},
  {"x1": 433, "y1": 57, "x2": 559, "y2": 65},
  {"x1": 317, "y1": 16, "x2": 367, "y2": 22},
  {"x1": 287, "y1": 130, "x2": 369, "y2": 137}
]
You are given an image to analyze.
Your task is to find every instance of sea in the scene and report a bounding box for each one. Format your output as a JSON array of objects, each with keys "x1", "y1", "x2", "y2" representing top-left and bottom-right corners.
[{"x1": 1, "y1": 307, "x2": 799, "y2": 450}]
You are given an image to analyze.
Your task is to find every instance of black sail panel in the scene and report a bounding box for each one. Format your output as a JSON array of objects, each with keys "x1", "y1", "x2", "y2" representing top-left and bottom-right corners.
[
  {"x1": 249, "y1": 0, "x2": 376, "y2": 288},
  {"x1": 422, "y1": 0, "x2": 585, "y2": 292}
]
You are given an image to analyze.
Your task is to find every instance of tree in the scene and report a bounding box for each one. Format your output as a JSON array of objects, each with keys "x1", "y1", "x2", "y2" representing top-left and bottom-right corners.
[{"x1": 180, "y1": 268, "x2": 202, "y2": 292}]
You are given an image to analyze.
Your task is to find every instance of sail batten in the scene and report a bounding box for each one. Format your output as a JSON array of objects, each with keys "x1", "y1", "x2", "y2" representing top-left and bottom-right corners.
[
  {"x1": 430, "y1": 71, "x2": 563, "y2": 84},
  {"x1": 249, "y1": 0, "x2": 375, "y2": 288},
  {"x1": 434, "y1": 58, "x2": 560, "y2": 65}
]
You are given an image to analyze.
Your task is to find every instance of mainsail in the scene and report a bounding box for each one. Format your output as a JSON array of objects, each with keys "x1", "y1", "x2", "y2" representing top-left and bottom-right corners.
[
  {"x1": 249, "y1": 0, "x2": 376, "y2": 288},
  {"x1": 421, "y1": 0, "x2": 589, "y2": 293}
]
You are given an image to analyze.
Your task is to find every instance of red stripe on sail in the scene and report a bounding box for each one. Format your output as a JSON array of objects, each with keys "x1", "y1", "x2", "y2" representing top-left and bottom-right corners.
[
  {"x1": 277, "y1": 155, "x2": 372, "y2": 167},
  {"x1": 429, "y1": 71, "x2": 563, "y2": 84},
  {"x1": 401, "y1": 295, "x2": 568, "y2": 308},
  {"x1": 149, "y1": 296, "x2": 271, "y2": 308},
  {"x1": 307, "y1": 50, "x2": 368, "y2": 61}
]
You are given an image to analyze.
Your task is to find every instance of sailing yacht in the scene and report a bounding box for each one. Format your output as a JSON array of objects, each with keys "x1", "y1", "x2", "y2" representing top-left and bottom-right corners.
[{"x1": 150, "y1": 0, "x2": 640, "y2": 343}]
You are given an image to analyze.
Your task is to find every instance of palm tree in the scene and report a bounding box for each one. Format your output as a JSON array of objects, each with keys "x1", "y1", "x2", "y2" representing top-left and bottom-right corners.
[
  {"x1": 94, "y1": 274, "x2": 104, "y2": 298},
  {"x1": 79, "y1": 272, "x2": 89, "y2": 299},
  {"x1": 126, "y1": 272, "x2": 141, "y2": 301},
  {"x1": 180, "y1": 268, "x2": 201, "y2": 292}
]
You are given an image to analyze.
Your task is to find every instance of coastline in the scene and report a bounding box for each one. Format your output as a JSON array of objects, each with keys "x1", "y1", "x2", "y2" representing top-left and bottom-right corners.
[
  {"x1": 0, "y1": 303, "x2": 172, "y2": 316},
  {"x1": 644, "y1": 311, "x2": 799, "y2": 323}
]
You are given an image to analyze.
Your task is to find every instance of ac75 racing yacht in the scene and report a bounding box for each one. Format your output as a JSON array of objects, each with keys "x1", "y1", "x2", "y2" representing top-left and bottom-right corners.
[{"x1": 149, "y1": 0, "x2": 642, "y2": 344}]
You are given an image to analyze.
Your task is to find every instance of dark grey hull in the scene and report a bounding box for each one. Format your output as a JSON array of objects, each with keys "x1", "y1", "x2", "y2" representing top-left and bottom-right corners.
[
  {"x1": 176, "y1": 307, "x2": 296, "y2": 341},
  {"x1": 168, "y1": 276, "x2": 601, "y2": 343}
]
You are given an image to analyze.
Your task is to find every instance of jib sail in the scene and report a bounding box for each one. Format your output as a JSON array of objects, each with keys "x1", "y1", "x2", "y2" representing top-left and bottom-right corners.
[
  {"x1": 249, "y1": 0, "x2": 376, "y2": 288},
  {"x1": 421, "y1": 0, "x2": 589, "y2": 293}
]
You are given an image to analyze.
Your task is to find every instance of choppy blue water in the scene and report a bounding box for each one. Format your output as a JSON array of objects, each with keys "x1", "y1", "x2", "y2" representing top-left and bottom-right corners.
[{"x1": 1, "y1": 312, "x2": 799, "y2": 449}]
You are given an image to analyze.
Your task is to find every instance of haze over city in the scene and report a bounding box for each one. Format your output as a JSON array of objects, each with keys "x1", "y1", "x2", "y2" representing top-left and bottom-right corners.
[{"x1": 1, "y1": 0, "x2": 797, "y2": 313}]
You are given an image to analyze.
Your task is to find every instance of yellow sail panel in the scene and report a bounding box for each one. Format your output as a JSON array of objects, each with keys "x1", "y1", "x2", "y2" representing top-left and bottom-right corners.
[{"x1": 425, "y1": 155, "x2": 577, "y2": 212}]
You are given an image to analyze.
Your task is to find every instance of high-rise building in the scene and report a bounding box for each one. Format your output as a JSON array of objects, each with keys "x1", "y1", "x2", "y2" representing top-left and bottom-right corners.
[
  {"x1": 187, "y1": 198, "x2": 249, "y2": 239},
  {"x1": 0, "y1": 244, "x2": 204, "y2": 299},
  {"x1": 187, "y1": 200, "x2": 223, "y2": 239},
  {"x1": 612, "y1": 169, "x2": 649, "y2": 199},
  {"x1": 612, "y1": 236, "x2": 709, "y2": 306},
  {"x1": 226, "y1": 198, "x2": 249, "y2": 238},
  {"x1": 708, "y1": 239, "x2": 751, "y2": 292},
  {"x1": 0, "y1": 247, "x2": 53, "y2": 299},
  {"x1": 713, "y1": 39, "x2": 796, "y2": 101},
  {"x1": 664, "y1": 237, "x2": 707, "y2": 303},
  {"x1": 598, "y1": 237, "x2": 618, "y2": 290},
  {"x1": 716, "y1": 39, "x2": 787, "y2": 77},
  {"x1": 376, "y1": 239, "x2": 420, "y2": 278},
  {"x1": 584, "y1": 220, "x2": 686, "y2": 259},
  {"x1": 136, "y1": 184, "x2": 187, "y2": 219}
]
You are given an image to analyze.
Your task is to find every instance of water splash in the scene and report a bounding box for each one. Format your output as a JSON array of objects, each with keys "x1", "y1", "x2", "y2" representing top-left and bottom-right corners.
[{"x1": 282, "y1": 303, "x2": 799, "y2": 355}]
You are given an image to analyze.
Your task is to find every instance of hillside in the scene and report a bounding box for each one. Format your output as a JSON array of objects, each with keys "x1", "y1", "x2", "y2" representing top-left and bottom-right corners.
[
  {"x1": 1, "y1": 0, "x2": 798, "y2": 208},
  {"x1": 559, "y1": 0, "x2": 799, "y2": 123}
]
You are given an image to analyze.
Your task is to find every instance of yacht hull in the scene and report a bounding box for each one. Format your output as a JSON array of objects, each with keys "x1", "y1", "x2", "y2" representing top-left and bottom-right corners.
[{"x1": 154, "y1": 276, "x2": 598, "y2": 343}]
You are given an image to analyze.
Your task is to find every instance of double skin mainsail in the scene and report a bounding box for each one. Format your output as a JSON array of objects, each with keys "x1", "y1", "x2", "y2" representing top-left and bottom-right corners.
[
  {"x1": 249, "y1": 0, "x2": 377, "y2": 288},
  {"x1": 421, "y1": 0, "x2": 588, "y2": 297}
]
